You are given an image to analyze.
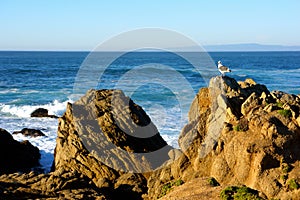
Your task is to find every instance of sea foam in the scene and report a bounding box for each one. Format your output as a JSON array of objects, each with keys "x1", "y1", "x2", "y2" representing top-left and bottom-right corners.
[{"x1": 0, "y1": 99, "x2": 72, "y2": 118}]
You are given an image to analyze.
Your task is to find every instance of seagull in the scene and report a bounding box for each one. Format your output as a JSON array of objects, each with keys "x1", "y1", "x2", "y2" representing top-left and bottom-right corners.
[{"x1": 217, "y1": 61, "x2": 231, "y2": 76}]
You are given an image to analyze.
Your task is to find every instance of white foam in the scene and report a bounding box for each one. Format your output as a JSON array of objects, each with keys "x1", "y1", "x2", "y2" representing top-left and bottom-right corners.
[
  {"x1": 0, "y1": 100, "x2": 184, "y2": 172},
  {"x1": 0, "y1": 88, "x2": 19, "y2": 94},
  {"x1": 1, "y1": 117, "x2": 58, "y2": 173},
  {"x1": 161, "y1": 134, "x2": 179, "y2": 148},
  {"x1": 0, "y1": 99, "x2": 72, "y2": 118}
]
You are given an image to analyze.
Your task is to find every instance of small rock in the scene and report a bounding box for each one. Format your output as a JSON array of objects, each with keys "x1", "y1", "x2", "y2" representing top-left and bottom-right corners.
[
  {"x1": 31, "y1": 108, "x2": 58, "y2": 118},
  {"x1": 296, "y1": 116, "x2": 300, "y2": 127},
  {"x1": 264, "y1": 104, "x2": 275, "y2": 112},
  {"x1": 241, "y1": 92, "x2": 259, "y2": 116},
  {"x1": 238, "y1": 78, "x2": 256, "y2": 89},
  {"x1": 281, "y1": 93, "x2": 298, "y2": 105},
  {"x1": 13, "y1": 128, "x2": 45, "y2": 137},
  {"x1": 260, "y1": 91, "x2": 267, "y2": 100},
  {"x1": 270, "y1": 91, "x2": 285, "y2": 101},
  {"x1": 244, "y1": 78, "x2": 256, "y2": 85}
]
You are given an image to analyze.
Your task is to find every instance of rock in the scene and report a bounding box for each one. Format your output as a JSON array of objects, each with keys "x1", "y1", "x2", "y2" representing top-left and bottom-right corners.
[
  {"x1": 264, "y1": 104, "x2": 275, "y2": 112},
  {"x1": 13, "y1": 128, "x2": 46, "y2": 137},
  {"x1": 297, "y1": 116, "x2": 300, "y2": 127},
  {"x1": 0, "y1": 87, "x2": 169, "y2": 199},
  {"x1": 146, "y1": 76, "x2": 300, "y2": 200},
  {"x1": 1, "y1": 76, "x2": 300, "y2": 199},
  {"x1": 238, "y1": 78, "x2": 256, "y2": 88},
  {"x1": 0, "y1": 128, "x2": 40, "y2": 174},
  {"x1": 31, "y1": 108, "x2": 58, "y2": 118},
  {"x1": 0, "y1": 170, "x2": 110, "y2": 199},
  {"x1": 270, "y1": 90, "x2": 285, "y2": 101},
  {"x1": 53, "y1": 89, "x2": 172, "y2": 199},
  {"x1": 241, "y1": 92, "x2": 260, "y2": 116}
]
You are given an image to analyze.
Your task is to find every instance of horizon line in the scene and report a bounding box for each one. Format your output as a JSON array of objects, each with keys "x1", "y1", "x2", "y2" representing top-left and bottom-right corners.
[{"x1": 1, "y1": 43, "x2": 300, "y2": 52}]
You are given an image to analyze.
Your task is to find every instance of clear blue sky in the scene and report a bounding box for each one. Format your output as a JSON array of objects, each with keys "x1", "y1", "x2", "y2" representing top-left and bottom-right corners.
[{"x1": 1, "y1": 0, "x2": 300, "y2": 50}]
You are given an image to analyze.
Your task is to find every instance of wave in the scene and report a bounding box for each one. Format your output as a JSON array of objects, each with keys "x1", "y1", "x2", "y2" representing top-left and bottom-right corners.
[
  {"x1": 0, "y1": 88, "x2": 19, "y2": 94},
  {"x1": 0, "y1": 99, "x2": 73, "y2": 118}
]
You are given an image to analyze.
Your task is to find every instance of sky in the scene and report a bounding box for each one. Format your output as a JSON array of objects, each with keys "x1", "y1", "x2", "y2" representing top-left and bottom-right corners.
[{"x1": 1, "y1": 0, "x2": 300, "y2": 50}]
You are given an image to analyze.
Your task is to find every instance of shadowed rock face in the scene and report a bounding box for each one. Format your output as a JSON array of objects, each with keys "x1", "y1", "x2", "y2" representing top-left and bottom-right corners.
[
  {"x1": 0, "y1": 128, "x2": 40, "y2": 174},
  {"x1": 53, "y1": 89, "x2": 172, "y2": 198},
  {"x1": 147, "y1": 77, "x2": 300, "y2": 199}
]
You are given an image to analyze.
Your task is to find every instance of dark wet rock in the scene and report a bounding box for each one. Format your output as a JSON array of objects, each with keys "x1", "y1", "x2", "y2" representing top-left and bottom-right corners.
[
  {"x1": 0, "y1": 128, "x2": 40, "y2": 174},
  {"x1": 31, "y1": 108, "x2": 58, "y2": 118},
  {"x1": 13, "y1": 128, "x2": 46, "y2": 137}
]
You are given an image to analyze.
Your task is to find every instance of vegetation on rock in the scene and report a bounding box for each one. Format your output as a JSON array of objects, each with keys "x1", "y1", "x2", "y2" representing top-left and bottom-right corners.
[
  {"x1": 287, "y1": 179, "x2": 299, "y2": 190},
  {"x1": 220, "y1": 186, "x2": 262, "y2": 200},
  {"x1": 277, "y1": 109, "x2": 292, "y2": 118},
  {"x1": 159, "y1": 179, "x2": 184, "y2": 198}
]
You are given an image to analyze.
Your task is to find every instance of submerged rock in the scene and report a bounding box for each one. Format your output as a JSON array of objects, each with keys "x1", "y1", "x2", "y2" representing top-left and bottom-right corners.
[
  {"x1": 13, "y1": 128, "x2": 46, "y2": 137},
  {"x1": 0, "y1": 128, "x2": 40, "y2": 174},
  {"x1": 31, "y1": 108, "x2": 58, "y2": 118}
]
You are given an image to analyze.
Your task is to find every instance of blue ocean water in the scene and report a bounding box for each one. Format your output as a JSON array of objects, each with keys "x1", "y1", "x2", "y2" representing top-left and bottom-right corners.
[{"x1": 0, "y1": 51, "x2": 299, "y2": 172}]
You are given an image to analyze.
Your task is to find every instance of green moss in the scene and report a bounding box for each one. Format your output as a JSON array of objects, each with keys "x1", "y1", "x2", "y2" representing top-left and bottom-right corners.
[
  {"x1": 233, "y1": 125, "x2": 240, "y2": 131},
  {"x1": 280, "y1": 174, "x2": 288, "y2": 182},
  {"x1": 220, "y1": 186, "x2": 262, "y2": 200},
  {"x1": 159, "y1": 179, "x2": 184, "y2": 198},
  {"x1": 173, "y1": 179, "x2": 184, "y2": 186},
  {"x1": 276, "y1": 102, "x2": 283, "y2": 108},
  {"x1": 233, "y1": 123, "x2": 248, "y2": 132},
  {"x1": 160, "y1": 182, "x2": 172, "y2": 197},
  {"x1": 288, "y1": 179, "x2": 299, "y2": 190},
  {"x1": 281, "y1": 163, "x2": 291, "y2": 173},
  {"x1": 278, "y1": 109, "x2": 292, "y2": 118},
  {"x1": 207, "y1": 177, "x2": 220, "y2": 187}
]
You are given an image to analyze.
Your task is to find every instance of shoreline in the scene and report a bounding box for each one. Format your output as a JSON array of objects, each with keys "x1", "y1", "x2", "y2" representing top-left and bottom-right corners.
[{"x1": 1, "y1": 76, "x2": 300, "y2": 199}]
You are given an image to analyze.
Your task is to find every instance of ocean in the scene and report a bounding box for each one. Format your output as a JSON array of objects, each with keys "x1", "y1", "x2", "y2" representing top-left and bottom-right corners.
[{"x1": 0, "y1": 51, "x2": 299, "y2": 172}]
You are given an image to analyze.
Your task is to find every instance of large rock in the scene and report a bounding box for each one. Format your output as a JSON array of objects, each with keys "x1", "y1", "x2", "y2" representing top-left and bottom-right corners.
[
  {"x1": 0, "y1": 89, "x2": 171, "y2": 199},
  {"x1": 2, "y1": 77, "x2": 300, "y2": 199},
  {"x1": 0, "y1": 128, "x2": 41, "y2": 174},
  {"x1": 146, "y1": 76, "x2": 300, "y2": 199},
  {"x1": 0, "y1": 170, "x2": 109, "y2": 199},
  {"x1": 53, "y1": 89, "x2": 171, "y2": 199}
]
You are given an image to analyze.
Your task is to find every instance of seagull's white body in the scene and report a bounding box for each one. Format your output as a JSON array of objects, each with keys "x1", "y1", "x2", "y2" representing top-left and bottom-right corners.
[{"x1": 217, "y1": 61, "x2": 231, "y2": 76}]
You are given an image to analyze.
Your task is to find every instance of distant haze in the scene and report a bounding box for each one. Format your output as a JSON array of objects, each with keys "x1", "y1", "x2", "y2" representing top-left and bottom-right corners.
[{"x1": 203, "y1": 43, "x2": 300, "y2": 52}]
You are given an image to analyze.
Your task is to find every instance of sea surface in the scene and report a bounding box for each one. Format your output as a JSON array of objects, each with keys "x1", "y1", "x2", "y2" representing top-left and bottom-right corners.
[{"x1": 0, "y1": 51, "x2": 299, "y2": 172}]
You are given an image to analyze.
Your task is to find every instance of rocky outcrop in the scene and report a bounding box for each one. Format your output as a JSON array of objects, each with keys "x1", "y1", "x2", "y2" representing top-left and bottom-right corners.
[
  {"x1": 13, "y1": 128, "x2": 46, "y2": 137},
  {"x1": 0, "y1": 170, "x2": 109, "y2": 199},
  {"x1": 0, "y1": 89, "x2": 170, "y2": 199},
  {"x1": 0, "y1": 128, "x2": 40, "y2": 174},
  {"x1": 31, "y1": 108, "x2": 58, "y2": 118},
  {"x1": 1, "y1": 77, "x2": 300, "y2": 199},
  {"x1": 147, "y1": 76, "x2": 300, "y2": 199},
  {"x1": 53, "y1": 89, "x2": 171, "y2": 198}
]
